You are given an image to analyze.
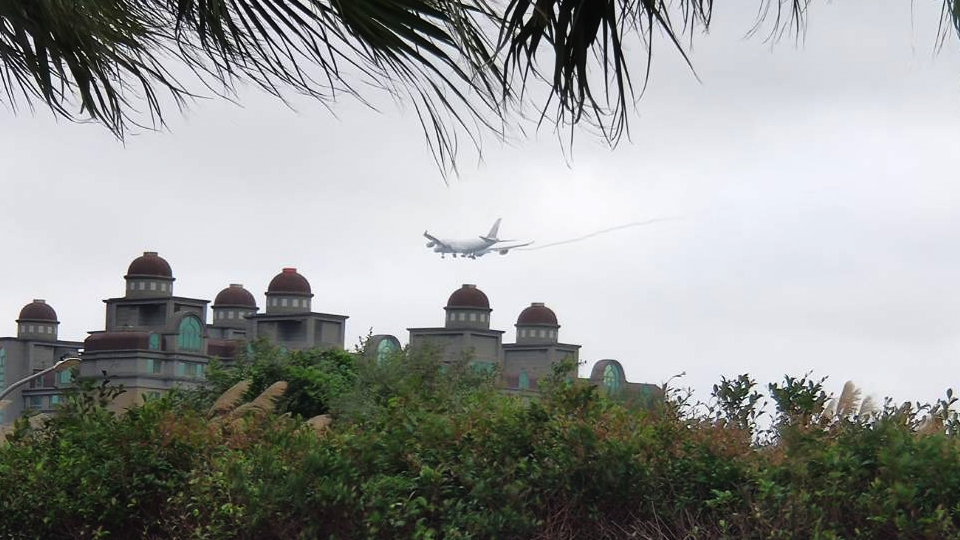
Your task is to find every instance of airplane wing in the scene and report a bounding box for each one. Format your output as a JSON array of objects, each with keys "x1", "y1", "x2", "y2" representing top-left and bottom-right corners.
[
  {"x1": 424, "y1": 231, "x2": 453, "y2": 250},
  {"x1": 473, "y1": 241, "x2": 534, "y2": 256}
]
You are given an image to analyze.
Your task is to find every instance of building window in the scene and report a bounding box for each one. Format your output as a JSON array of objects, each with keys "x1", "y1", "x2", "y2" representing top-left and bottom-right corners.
[
  {"x1": 50, "y1": 395, "x2": 63, "y2": 406},
  {"x1": 160, "y1": 283, "x2": 167, "y2": 292},
  {"x1": 538, "y1": 329, "x2": 545, "y2": 338},
  {"x1": 602, "y1": 364, "x2": 621, "y2": 394},
  {"x1": 138, "y1": 282, "x2": 146, "y2": 290},
  {"x1": 469, "y1": 313, "x2": 477, "y2": 322},
  {"x1": 58, "y1": 369, "x2": 73, "y2": 385},
  {"x1": 177, "y1": 316, "x2": 203, "y2": 351},
  {"x1": 28, "y1": 396, "x2": 43, "y2": 409},
  {"x1": 128, "y1": 282, "x2": 135, "y2": 290},
  {"x1": 549, "y1": 330, "x2": 555, "y2": 338},
  {"x1": 519, "y1": 370, "x2": 530, "y2": 390},
  {"x1": 227, "y1": 311, "x2": 234, "y2": 319},
  {"x1": 469, "y1": 361, "x2": 495, "y2": 375},
  {"x1": 481, "y1": 314, "x2": 486, "y2": 322},
  {"x1": 149, "y1": 333, "x2": 161, "y2": 350},
  {"x1": 449, "y1": 312, "x2": 455, "y2": 321},
  {"x1": 150, "y1": 282, "x2": 157, "y2": 291},
  {"x1": 146, "y1": 358, "x2": 161, "y2": 374},
  {"x1": 177, "y1": 362, "x2": 203, "y2": 378},
  {"x1": 458, "y1": 312, "x2": 466, "y2": 321},
  {"x1": 281, "y1": 298, "x2": 288, "y2": 307},
  {"x1": 28, "y1": 325, "x2": 35, "y2": 333}
]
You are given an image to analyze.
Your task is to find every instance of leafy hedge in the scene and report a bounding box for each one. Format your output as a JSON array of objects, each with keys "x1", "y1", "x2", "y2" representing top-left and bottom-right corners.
[{"x1": 1, "y1": 347, "x2": 958, "y2": 539}]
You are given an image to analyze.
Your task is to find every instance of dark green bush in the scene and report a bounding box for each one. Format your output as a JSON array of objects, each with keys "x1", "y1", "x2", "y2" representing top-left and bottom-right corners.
[{"x1": 1, "y1": 354, "x2": 959, "y2": 540}]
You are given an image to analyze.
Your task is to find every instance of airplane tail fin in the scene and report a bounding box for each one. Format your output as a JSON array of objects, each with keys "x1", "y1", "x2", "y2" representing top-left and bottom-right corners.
[{"x1": 481, "y1": 218, "x2": 502, "y2": 242}]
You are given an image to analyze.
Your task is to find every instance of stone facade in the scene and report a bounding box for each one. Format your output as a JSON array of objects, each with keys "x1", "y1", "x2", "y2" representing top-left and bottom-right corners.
[
  {"x1": 0, "y1": 300, "x2": 82, "y2": 423},
  {"x1": 1, "y1": 255, "x2": 657, "y2": 425}
]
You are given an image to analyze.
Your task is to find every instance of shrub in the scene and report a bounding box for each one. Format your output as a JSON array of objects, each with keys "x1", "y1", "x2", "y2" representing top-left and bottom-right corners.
[{"x1": 2, "y1": 356, "x2": 960, "y2": 539}]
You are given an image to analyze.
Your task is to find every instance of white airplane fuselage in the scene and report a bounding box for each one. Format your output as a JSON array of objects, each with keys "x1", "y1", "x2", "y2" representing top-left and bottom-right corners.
[
  {"x1": 432, "y1": 238, "x2": 495, "y2": 254},
  {"x1": 424, "y1": 218, "x2": 533, "y2": 259}
]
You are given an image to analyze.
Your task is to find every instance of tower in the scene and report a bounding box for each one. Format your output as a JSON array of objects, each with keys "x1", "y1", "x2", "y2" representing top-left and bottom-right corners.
[
  {"x1": 502, "y1": 302, "x2": 580, "y2": 392},
  {"x1": 408, "y1": 284, "x2": 504, "y2": 370}
]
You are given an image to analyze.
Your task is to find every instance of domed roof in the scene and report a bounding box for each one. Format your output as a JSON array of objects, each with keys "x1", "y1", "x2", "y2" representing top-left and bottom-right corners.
[
  {"x1": 214, "y1": 284, "x2": 257, "y2": 307},
  {"x1": 84, "y1": 331, "x2": 152, "y2": 352},
  {"x1": 517, "y1": 302, "x2": 558, "y2": 326},
  {"x1": 446, "y1": 284, "x2": 490, "y2": 309},
  {"x1": 267, "y1": 267, "x2": 311, "y2": 294},
  {"x1": 18, "y1": 299, "x2": 57, "y2": 321},
  {"x1": 207, "y1": 338, "x2": 240, "y2": 358},
  {"x1": 126, "y1": 251, "x2": 173, "y2": 278}
]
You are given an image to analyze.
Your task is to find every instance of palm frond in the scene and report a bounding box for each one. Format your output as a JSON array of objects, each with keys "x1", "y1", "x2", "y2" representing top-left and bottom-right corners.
[
  {"x1": 1, "y1": 0, "x2": 958, "y2": 173},
  {"x1": 0, "y1": 0, "x2": 504, "y2": 175},
  {"x1": 497, "y1": 0, "x2": 959, "y2": 147}
]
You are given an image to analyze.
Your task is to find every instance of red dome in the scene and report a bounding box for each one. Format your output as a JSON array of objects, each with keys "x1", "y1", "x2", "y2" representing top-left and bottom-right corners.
[
  {"x1": 446, "y1": 284, "x2": 490, "y2": 309},
  {"x1": 84, "y1": 331, "x2": 152, "y2": 352},
  {"x1": 214, "y1": 284, "x2": 257, "y2": 307},
  {"x1": 267, "y1": 268, "x2": 311, "y2": 294},
  {"x1": 18, "y1": 299, "x2": 57, "y2": 321},
  {"x1": 126, "y1": 251, "x2": 172, "y2": 278},
  {"x1": 517, "y1": 303, "x2": 558, "y2": 326}
]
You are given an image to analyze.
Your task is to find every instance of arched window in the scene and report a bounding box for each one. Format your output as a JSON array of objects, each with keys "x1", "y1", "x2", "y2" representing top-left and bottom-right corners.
[
  {"x1": 518, "y1": 370, "x2": 530, "y2": 390},
  {"x1": 177, "y1": 317, "x2": 202, "y2": 351},
  {"x1": 602, "y1": 364, "x2": 621, "y2": 393}
]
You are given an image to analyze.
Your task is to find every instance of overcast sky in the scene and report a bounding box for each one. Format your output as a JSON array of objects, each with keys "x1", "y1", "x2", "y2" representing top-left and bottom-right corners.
[{"x1": 2, "y1": 1, "x2": 959, "y2": 407}]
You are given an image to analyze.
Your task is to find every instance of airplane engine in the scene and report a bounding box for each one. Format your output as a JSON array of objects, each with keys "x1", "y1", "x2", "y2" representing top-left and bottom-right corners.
[
  {"x1": 499, "y1": 249, "x2": 509, "y2": 255},
  {"x1": 425, "y1": 241, "x2": 436, "y2": 248}
]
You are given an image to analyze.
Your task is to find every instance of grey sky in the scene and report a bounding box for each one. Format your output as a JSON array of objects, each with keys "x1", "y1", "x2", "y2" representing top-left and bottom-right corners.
[{"x1": 2, "y1": 1, "x2": 958, "y2": 405}]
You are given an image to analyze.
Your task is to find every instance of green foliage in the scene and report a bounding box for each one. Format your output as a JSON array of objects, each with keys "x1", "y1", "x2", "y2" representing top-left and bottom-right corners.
[
  {"x1": 206, "y1": 339, "x2": 358, "y2": 419},
  {"x1": 769, "y1": 373, "x2": 830, "y2": 432},
  {"x1": 2, "y1": 357, "x2": 960, "y2": 539},
  {"x1": 711, "y1": 374, "x2": 764, "y2": 434}
]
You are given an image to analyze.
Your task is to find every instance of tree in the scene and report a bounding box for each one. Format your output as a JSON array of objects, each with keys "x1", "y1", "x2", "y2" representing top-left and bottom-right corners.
[{"x1": 2, "y1": 1, "x2": 958, "y2": 172}]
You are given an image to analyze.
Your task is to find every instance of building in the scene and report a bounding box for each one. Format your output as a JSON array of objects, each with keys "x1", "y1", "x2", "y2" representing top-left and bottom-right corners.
[
  {"x1": 406, "y1": 284, "x2": 654, "y2": 398},
  {"x1": 247, "y1": 268, "x2": 348, "y2": 351},
  {"x1": 502, "y1": 302, "x2": 581, "y2": 392},
  {"x1": 408, "y1": 284, "x2": 504, "y2": 371},
  {"x1": 76, "y1": 253, "x2": 349, "y2": 411},
  {"x1": 0, "y1": 255, "x2": 656, "y2": 425},
  {"x1": 0, "y1": 300, "x2": 82, "y2": 423}
]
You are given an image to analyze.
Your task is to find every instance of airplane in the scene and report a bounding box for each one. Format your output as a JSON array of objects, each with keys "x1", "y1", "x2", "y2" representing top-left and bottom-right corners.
[{"x1": 424, "y1": 218, "x2": 533, "y2": 259}]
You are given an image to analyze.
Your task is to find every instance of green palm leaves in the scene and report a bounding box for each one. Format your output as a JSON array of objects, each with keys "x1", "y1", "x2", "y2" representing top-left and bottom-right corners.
[{"x1": 1, "y1": 1, "x2": 958, "y2": 169}]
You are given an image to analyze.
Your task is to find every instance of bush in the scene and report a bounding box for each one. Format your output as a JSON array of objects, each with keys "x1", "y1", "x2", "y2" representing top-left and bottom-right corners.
[{"x1": 2, "y1": 355, "x2": 959, "y2": 539}]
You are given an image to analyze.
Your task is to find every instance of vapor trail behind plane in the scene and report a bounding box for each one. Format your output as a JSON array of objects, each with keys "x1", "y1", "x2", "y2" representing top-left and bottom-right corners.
[{"x1": 519, "y1": 216, "x2": 681, "y2": 251}]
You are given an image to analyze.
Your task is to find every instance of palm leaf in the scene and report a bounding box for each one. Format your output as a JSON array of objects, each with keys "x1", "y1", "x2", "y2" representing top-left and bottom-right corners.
[
  {"x1": 0, "y1": 0, "x2": 504, "y2": 175},
  {"x1": 497, "y1": 0, "x2": 960, "y2": 147}
]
